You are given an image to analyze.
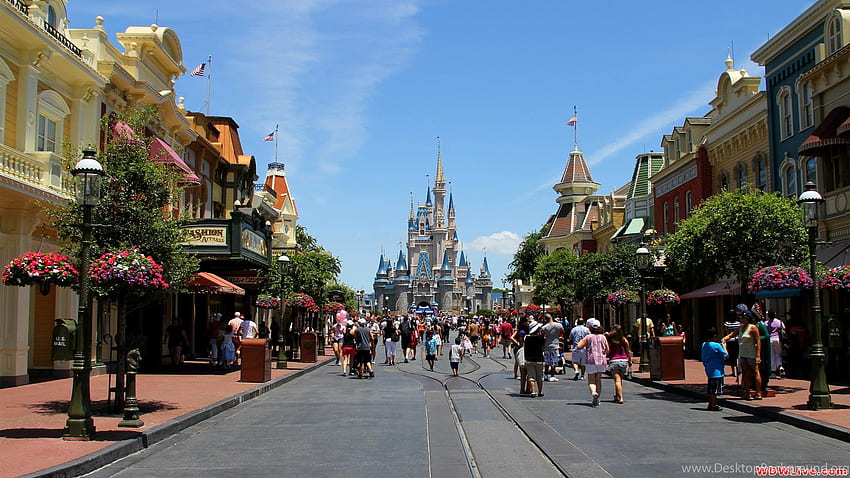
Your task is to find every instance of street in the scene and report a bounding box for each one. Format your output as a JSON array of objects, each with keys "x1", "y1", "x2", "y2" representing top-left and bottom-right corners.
[{"x1": 83, "y1": 337, "x2": 850, "y2": 478}]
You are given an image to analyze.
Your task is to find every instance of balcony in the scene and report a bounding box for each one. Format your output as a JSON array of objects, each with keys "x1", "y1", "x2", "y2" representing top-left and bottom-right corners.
[
  {"x1": 43, "y1": 20, "x2": 82, "y2": 58},
  {"x1": 0, "y1": 145, "x2": 73, "y2": 198},
  {"x1": 254, "y1": 183, "x2": 277, "y2": 198}
]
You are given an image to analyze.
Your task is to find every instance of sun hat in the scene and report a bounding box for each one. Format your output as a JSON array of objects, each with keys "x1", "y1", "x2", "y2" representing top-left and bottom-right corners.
[{"x1": 586, "y1": 318, "x2": 601, "y2": 329}]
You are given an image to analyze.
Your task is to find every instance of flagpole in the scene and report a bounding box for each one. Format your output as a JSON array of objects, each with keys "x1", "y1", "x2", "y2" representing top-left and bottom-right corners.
[
  {"x1": 573, "y1": 105, "x2": 578, "y2": 150},
  {"x1": 205, "y1": 55, "x2": 212, "y2": 115},
  {"x1": 274, "y1": 124, "x2": 279, "y2": 163}
]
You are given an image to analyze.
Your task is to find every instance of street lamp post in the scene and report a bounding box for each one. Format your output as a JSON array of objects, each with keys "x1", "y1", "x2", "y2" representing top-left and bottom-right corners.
[
  {"x1": 277, "y1": 254, "x2": 290, "y2": 369},
  {"x1": 635, "y1": 243, "x2": 651, "y2": 373},
  {"x1": 798, "y1": 182, "x2": 833, "y2": 410},
  {"x1": 64, "y1": 147, "x2": 104, "y2": 440}
]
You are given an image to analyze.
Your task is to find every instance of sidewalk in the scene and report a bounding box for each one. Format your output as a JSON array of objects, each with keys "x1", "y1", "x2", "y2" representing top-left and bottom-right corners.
[
  {"x1": 0, "y1": 348, "x2": 336, "y2": 478},
  {"x1": 627, "y1": 357, "x2": 850, "y2": 442}
]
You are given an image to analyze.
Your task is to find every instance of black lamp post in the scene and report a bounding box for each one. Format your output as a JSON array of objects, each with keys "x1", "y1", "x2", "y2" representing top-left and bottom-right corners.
[
  {"x1": 797, "y1": 181, "x2": 833, "y2": 410},
  {"x1": 635, "y1": 243, "x2": 651, "y2": 373},
  {"x1": 64, "y1": 147, "x2": 104, "y2": 440},
  {"x1": 276, "y1": 254, "x2": 290, "y2": 369}
]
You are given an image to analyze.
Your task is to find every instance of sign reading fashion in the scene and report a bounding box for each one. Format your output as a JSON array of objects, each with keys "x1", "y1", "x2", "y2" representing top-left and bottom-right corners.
[{"x1": 183, "y1": 226, "x2": 228, "y2": 246}]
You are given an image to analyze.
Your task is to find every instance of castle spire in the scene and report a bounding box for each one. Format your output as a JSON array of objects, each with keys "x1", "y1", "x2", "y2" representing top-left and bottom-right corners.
[
  {"x1": 409, "y1": 192, "x2": 414, "y2": 220},
  {"x1": 435, "y1": 136, "x2": 445, "y2": 185}
]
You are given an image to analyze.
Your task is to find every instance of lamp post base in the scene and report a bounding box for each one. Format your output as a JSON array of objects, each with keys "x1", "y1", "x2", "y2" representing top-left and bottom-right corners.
[
  {"x1": 639, "y1": 341, "x2": 650, "y2": 373},
  {"x1": 63, "y1": 418, "x2": 95, "y2": 441},
  {"x1": 808, "y1": 354, "x2": 833, "y2": 410}
]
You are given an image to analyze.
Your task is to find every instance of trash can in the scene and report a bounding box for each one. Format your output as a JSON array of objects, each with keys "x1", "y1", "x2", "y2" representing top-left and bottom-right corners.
[
  {"x1": 240, "y1": 338, "x2": 271, "y2": 383},
  {"x1": 300, "y1": 331, "x2": 317, "y2": 363},
  {"x1": 52, "y1": 318, "x2": 77, "y2": 361},
  {"x1": 649, "y1": 336, "x2": 685, "y2": 380}
]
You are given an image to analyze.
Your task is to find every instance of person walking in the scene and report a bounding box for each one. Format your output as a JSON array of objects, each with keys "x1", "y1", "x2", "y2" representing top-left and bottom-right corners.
[
  {"x1": 701, "y1": 328, "x2": 728, "y2": 411},
  {"x1": 723, "y1": 312, "x2": 742, "y2": 383},
  {"x1": 499, "y1": 318, "x2": 514, "y2": 359},
  {"x1": 606, "y1": 325, "x2": 631, "y2": 404},
  {"x1": 341, "y1": 321, "x2": 357, "y2": 376},
  {"x1": 240, "y1": 314, "x2": 258, "y2": 339},
  {"x1": 765, "y1": 310, "x2": 786, "y2": 378},
  {"x1": 449, "y1": 336, "x2": 464, "y2": 376},
  {"x1": 510, "y1": 317, "x2": 529, "y2": 380},
  {"x1": 569, "y1": 318, "x2": 590, "y2": 380},
  {"x1": 399, "y1": 317, "x2": 413, "y2": 363},
  {"x1": 723, "y1": 305, "x2": 762, "y2": 400},
  {"x1": 383, "y1": 318, "x2": 399, "y2": 365},
  {"x1": 207, "y1": 314, "x2": 221, "y2": 366},
  {"x1": 220, "y1": 325, "x2": 236, "y2": 369},
  {"x1": 164, "y1": 317, "x2": 189, "y2": 368},
  {"x1": 467, "y1": 319, "x2": 480, "y2": 354},
  {"x1": 524, "y1": 322, "x2": 545, "y2": 397},
  {"x1": 354, "y1": 318, "x2": 374, "y2": 378},
  {"x1": 331, "y1": 320, "x2": 345, "y2": 366},
  {"x1": 576, "y1": 318, "x2": 608, "y2": 407},
  {"x1": 541, "y1": 313, "x2": 564, "y2": 382},
  {"x1": 425, "y1": 331, "x2": 439, "y2": 371}
]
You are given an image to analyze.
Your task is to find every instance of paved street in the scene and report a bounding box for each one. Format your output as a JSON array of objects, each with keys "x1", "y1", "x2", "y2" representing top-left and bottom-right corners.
[{"x1": 82, "y1": 338, "x2": 850, "y2": 478}]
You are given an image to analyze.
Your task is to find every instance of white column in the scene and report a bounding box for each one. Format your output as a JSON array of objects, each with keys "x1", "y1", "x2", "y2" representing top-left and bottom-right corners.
[{"x1": 17, "y1": 64, "x2": 39, "y2": 152}]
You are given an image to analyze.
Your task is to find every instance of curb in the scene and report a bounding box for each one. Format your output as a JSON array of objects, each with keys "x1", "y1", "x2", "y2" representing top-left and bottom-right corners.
[
  {"x1": 25, "y1": 357, "x2": 335, "y2": 478},
  {"x1": 626, "y1": 374, "x2": 850, "y2": 443}
]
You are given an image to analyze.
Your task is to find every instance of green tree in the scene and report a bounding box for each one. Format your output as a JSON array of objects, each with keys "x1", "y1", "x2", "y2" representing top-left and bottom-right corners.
[
  {"x1": 533, "y1": 248, "x2": 579, "y2": 308},
  {"x1": 507, "y1": 223, "x2": 550, "y2": 282},
  {"x1": 664, "y1": 189, "x2": 807, "y2": 294},
  {"x1": 575, "y1": 244, "x2": 641, "y2": 305}
]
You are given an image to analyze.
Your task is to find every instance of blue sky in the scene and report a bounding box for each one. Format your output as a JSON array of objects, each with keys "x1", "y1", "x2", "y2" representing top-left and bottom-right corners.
[{"x1": 71, "y1": 1, "x2": 812, "y2": 292}]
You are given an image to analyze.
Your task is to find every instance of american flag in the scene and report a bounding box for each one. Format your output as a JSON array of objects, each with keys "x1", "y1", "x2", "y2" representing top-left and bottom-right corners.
[
  {"x1": 190, "y1": 63, "x2": 205, "y2": 77},
  {"x1": 262, "y1": 131, "x2": 275, "y2": 142},
  {"x1": 567, "y1": 115, "x2": 577, "y2": 126}
]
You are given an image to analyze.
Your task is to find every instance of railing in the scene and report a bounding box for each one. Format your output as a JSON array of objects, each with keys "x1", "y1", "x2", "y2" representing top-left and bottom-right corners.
[
  {"x1": 0, "y1": 145, "x2": 73, "y2": 197},
  {"x1": 43, "y1": 20, "x2": 82, "y2": 58},
  {"x1": 5, "y1": 0, "x2": 28, "y2": 15},
  {"x1": 254, "y1": 183, "x2": 277, "y2": 198}
]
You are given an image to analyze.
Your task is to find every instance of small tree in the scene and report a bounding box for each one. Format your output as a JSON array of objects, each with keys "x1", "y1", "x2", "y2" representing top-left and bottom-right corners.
[
  {"x1": 575, "y1": 244, "x2": 642, "y2": 306},
  {"x1": 507, "y1": 223, "x2": 550, "y2": 282},
  {"x1": 664, "y1": 189, "x2": 807, "y2": 294},
  {"x1": 533, "y1": 248, "x2": 579, "y2": 308}
]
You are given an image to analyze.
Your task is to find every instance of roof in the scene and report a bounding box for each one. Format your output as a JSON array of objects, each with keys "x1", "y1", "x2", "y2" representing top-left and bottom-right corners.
[
  {"x1": 627, "y1": 154, "x2": 664, "y2": 199},
  {"x1": 264, "y1": 164, "x2": 299, "y2": 216},
  {"x1": 440, "y1": 250, "x2": 453, "y2": 272},
  {"x1": 414, "y1": 251, "x2": 433, "y2": 280},
  {"x1": 546, "y1": 201, "x2": 600, "y2": 239},
  {"x1": 376, "y1": 254, "x2": 388, "y2": 276},
  {"x1": 396, "y1": 250, "x2": 408, "y2": 271},
  {"x1": 458, "y1": 250, "x2": 468, "y2": 267},
  {"x1": 560, "y1": 149, "x2": 596, "y2": 184}
]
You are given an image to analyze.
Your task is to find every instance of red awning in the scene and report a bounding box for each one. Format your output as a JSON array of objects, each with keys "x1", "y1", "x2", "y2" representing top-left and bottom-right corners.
[
  {"x1": 679, "y1": 281, "x2": 741, "y2": 300},
  {"x1": 799, "y1": 106, "x2": 850, "y2": 155},
  {"x1": 186, "y1": 272, "x2": 245, "y2": 295},
  {"x1": 150, "y1": 137, "x2": 201, "y2": 186}
]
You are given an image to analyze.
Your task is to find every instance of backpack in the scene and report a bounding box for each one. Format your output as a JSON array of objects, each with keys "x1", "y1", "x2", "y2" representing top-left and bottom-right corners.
[{"x1": 400, "y1": 321, "x2": 412, "y2": 336}]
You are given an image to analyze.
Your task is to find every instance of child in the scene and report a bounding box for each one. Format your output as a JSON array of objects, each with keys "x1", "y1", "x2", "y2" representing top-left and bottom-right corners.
[
  {"x1": 221, "y1": 325, "x2": 236, "y2": 369},
  {"x1": 701, "y1": 327, "x2": 728, "y2": 411},
  {"x1": 425, "y1": 331, "x2": 439, "y2": 371},
  {"x1": 450, "y1": 337, "x2": 464, "y2": 376}
]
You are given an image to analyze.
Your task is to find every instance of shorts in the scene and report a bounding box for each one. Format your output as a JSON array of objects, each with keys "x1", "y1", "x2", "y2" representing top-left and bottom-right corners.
[
  {"x1": 342, "y1": 346, "x2": 356, "y2": 356},
  {"x1": 355, "y1": 349, "x2": 371, "y2": 363},
  {"x1": 571, "y1": 349, "x2": 587, "y2": 366},
  {"x1": 544, "y1": 349, "x2": 560, "y2": 366},
  {"x1": 526, "y1": 361, "x2": 544, "y2": 381},
  {"x1": 740, "y1": 357, "x2": 757, "y2": 366},
  {"x1": 707, "y1": 377, "x2": 724, "y2": 395},
  {"x1": 333, "y1": 337, "x2": 343, "y2": 344},
  {"x1": 450, "y1": 361, "x2": 459, "y2": 371},
  {"x1": 608, "y1": 358, "x2": 629, "y2": 372},
  {"x1": 585, "y1": 363, "x2": 607, "y2": 374},
  {"x1": 426, "y1": 353, "x2": 436, "y2": 361}
]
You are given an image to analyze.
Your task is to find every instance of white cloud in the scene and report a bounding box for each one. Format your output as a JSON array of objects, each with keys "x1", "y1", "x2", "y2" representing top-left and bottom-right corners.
[{"x1": 468, "y1": 231, "x2": 522, "y2": 255}]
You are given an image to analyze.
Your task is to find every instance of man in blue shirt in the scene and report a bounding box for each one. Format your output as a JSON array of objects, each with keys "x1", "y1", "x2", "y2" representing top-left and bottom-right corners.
[
  {"x1": 424, "y1": 331, "x2": 439, "y2": 371},
  {"x1": 701, "y1": 328, "x2": 728, "y2": 411}
]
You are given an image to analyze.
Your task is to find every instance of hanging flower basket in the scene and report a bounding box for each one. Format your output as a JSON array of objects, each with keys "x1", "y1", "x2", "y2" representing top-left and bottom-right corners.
[
  {"x1": 89, "y1": 248, "x2": 169, "y2": 298},
  {"x1": 255, "y1": 294, "x2": 280, "y2": 309},
  {"x1": 820, "y1": 265, "x2": 850, "y2": 291},
  {"x1": 646, "y1": 288, "x2": 680, "y2": 306},
  {"x1": 286, "y1": 292, "x2": 318, "y2": 312},
  {"x1": 323, "y1": 301, "x2": 345, "y2": 314},
  {"x1": 749, "y1": 265, "x2": 813, "y2": 292},
  {"x1": 2, "y1": 251, "x2": 79, "y2": 288},
  {"x1": 524, "y1": 304, "x2": 541, "y2": 314},
  {"x1": 606, "y1": 289, "x2": 640, "y2": 307}
]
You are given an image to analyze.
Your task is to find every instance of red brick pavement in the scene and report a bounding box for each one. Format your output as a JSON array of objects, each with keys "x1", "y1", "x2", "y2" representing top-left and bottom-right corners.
[{"x1": 0, "y1": 349, "x2": 337, "y2": 478}]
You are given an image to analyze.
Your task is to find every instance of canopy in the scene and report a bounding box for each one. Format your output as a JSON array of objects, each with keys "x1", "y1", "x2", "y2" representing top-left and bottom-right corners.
[
  {"x1": 186, "y1": 272, "x2": 245, "y2": 295},
  {"x1": 679, "y1": 281, "x2": 741, "y2": 300}
]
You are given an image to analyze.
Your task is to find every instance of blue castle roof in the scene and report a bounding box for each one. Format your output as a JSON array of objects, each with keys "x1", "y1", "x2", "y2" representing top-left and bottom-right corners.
[
  {"x1": 414, "y1": 251, "x2": 433, "y2": 280},
  {"x1": 458, "y1": 251, "x2": 468, "y2": 267},
  {"x1": 396, "y1": 250, "x2": 408, "y2": 271},
  {"x1": 376, "y1": 253, "x2": 388, "y2": 275},
  {"x1": 440, "y1": 250, "x2": 452, "y2": 272}
]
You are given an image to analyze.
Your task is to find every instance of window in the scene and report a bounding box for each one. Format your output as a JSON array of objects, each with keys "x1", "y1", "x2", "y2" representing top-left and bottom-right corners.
[
  {"x1": 673, "y1": 198, "x2": 680, "y2": 224},
  {"x1": 0, "y1": 59, "x2": 15, "y2": 143},
  {"x1": 687, "y1": 130, "x2": 693, "y2": 152},
  {"x1": 756, "y1": 156, "x2": 768, "y2": 192},
  {"x1": 737, "y1": 165, "x2": 747, "y2": 190},
  {"x1": 806, "y1": 158, "x2": 817, "y2": 185},
  {"x1": 778, "y1": 87, "x2": 793, "y2": 139},
  {"x1": 800, "y1": 82, "x2": 814, "y2": 129},
  {"x1": 785, "y1": 166, "x2": 798, "y2": 198},
  {"x1": 37, "y1": 115, "x2": 57, "y2": 152},
  {"x1": 47, "y1": 5, "x2": 57, "y2": 28},
  {"x1": 719, "y1": 172, "x2": 729, "y2": 192},
  {"x1": 663, "y1": 202, "x2": 669, "y2": 234},
  {"x1": 827, "y1": 15, "x2": 842, "y2": 55},
  {"x1": 825, "y1": 149, "x2": 850, "y2": 192},
  {"x1": 685, "y1": 191, "x2": 693, "y2": 216},
  {"x1": 35, "y1": 90, "x2": 70, "y2": 153}
]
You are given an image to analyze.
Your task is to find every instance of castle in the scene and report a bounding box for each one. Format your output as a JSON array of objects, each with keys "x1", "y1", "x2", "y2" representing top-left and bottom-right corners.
[{"x1": 373, "y1": 146, "x2": 492, "y2": 316}]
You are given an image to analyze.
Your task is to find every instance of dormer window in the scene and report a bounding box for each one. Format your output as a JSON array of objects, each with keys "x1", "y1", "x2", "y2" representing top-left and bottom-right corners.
[
  {"x1": 827, "y1": 15, "x2": 842, "y2": 55},
  {"x1": 47, "y1": 5, "x2": 57, "y2": 28}
]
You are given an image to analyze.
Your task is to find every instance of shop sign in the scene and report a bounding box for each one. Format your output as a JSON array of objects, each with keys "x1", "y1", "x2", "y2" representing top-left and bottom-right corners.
[
  {"x1": 241, "y1": 229, "x2": 267, "y2": 257},
  {"x1": 183, "y1": 226, "x2": 228, "y2": 246}
]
